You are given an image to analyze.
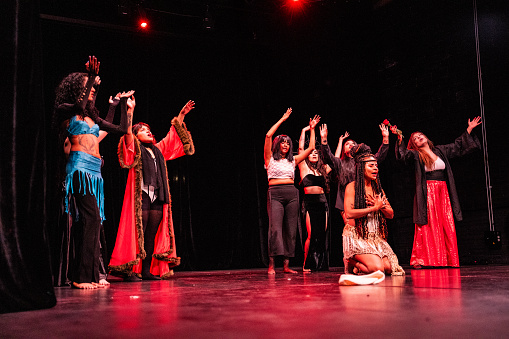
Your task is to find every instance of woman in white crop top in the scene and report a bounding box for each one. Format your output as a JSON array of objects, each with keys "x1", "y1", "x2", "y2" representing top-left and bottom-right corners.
[{"x1": 263, "y1": 108, "x2": 320, "y2": 274}]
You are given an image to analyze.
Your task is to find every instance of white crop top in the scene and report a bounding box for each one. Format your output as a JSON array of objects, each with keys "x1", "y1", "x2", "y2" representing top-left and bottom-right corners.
[
  {"x1": 266, "y1": 157, "x2": 295, "y2": 180},
  {"x1": 425, "y1": 157, "x2": 446, "y2": 172}
]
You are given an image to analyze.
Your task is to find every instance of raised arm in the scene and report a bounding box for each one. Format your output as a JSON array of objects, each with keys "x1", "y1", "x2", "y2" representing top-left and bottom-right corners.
[
  {"x1": 97, "y1": 92, "x2": 120, "y2": 142},
  {"x1": 298, "y1": 125, "x2": 310, "y2": 154},
  {"x1": 391, "y1": 124, "x2": 415, "y2": 163},
  {"x1": 177, "y1": 100, "x2": 196, "y2": 124},
  {"x1": 437, "y1": 117, "x2": 482, "y2": 159},
  {"x1": 334, "y1": 131, "x2": 350, "y2": 158},
  {"x1": 91, "y1": 90, "x2": 133, "y2": 135},
  {"x1": 264, "y1": 108, "x2": 292, "y2": 166},
  {"x1": 295, "y1": 115, "x2": 320, "y2": 165},
  {"x1": 467, "y1": 116, "x2": 482, "y2": 134},
  {"x1": 124, "y1": 94, "x2": 136, "y2": 146}
]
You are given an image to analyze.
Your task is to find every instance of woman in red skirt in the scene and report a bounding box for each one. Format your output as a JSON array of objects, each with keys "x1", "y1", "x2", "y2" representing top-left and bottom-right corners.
[{"x1": 392, "y1": 117, "x2": 481, "y2": 268}]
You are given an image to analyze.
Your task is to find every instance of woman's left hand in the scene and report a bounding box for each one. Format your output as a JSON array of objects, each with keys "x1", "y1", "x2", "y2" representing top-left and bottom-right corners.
[
  {"x1": 467, "y1": 116, "x2": 482, "y2": 134},
  {"x1": 180, "y1": 100, "x2": 196, "y2": 116},
  {"x1": 309, "y1": 115, "x2": 321, "y2": 129},
  {"x1": 85, "y1": 55, "x2": 100, "y2": 75}
]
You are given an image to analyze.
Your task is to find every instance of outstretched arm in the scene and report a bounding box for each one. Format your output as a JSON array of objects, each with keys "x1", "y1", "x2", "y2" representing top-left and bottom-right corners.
[
  {"x1": 334, "y1": 131, "x2": 350, "y2": 158},
  {"x1": 177, "y1": 100, "x2": 196, "y2": 124},
  {"x1": 295, "y1": 115, "x2": 320, "y2": 165},
  {"x1": 467, "y1": 116, "x2": 482, "y2": 134},
  {"x1": 264, "y1": 108, "x2": 292, "y2": 166},
  {"x1": 92, "y1": 90, "x2": 133, "y2": 135}
]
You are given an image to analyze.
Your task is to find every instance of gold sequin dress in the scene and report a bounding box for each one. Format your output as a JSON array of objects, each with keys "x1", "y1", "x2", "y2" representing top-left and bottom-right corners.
[{"x1": 342, "y1": 213, "x2": 405, "y2": 275}]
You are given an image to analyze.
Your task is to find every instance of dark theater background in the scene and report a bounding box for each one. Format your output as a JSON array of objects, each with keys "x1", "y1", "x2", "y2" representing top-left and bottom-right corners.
[{"x1": 2, "y1": 0, "x2": 509, "y2": 315}]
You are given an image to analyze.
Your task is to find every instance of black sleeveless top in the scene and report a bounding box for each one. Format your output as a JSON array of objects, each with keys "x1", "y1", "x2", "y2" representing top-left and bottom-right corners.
[{"x1": 301, "y1": 174, "x2": 326, "y2": 189}]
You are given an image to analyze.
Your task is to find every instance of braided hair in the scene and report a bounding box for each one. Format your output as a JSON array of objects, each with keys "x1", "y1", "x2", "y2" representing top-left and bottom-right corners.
[{"x1": 351, "y1": 143, "x2": 388, "y2": 240}]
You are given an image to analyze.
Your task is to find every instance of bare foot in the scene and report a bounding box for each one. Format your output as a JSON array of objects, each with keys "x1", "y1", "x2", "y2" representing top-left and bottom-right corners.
[
  {"x1": 72, "y1": 282, "x2": 97, "y2": 289},
  {"x1": 283, "y1": 259, "x2": 297, "y2": 274},
  {"x1": 268, "y1": 257, "x2": 275, "y2": 274},
  {"x1": 98, "y1": 279, "x2": 110, "y2": 286},
  {"x1": 91, "y1": 282, "x2": 106, "y2": 288},
  {"x1": 303, "y1": 267, "x2": 311, "y2": 273}
]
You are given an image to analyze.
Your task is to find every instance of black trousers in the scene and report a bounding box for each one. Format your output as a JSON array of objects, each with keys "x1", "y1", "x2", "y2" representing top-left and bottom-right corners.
[
  {"x1": 267, "y1": 184, "x2": 299, "y2": 258},
  {"x1": 303, "y1": 193, "x2": 328, "y2": 271},
  {"x1": 69, "y1": 173, "x2": 101, "y2": 283}
]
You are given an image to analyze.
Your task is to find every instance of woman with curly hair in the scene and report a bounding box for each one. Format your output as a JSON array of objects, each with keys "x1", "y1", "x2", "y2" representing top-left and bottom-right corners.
[
  {"x1": 264, "y1": 108, "x2": 320, "y2": 274},
  {"x1": 53, "y1": 56, "x2": 128, "y2": 289},
  {"x1": 392, "y1": 117, "x2": 481, "y2": 268},
  {"x1": 298, "y1": 125, "x2": 331, "y2": 272},
  {"x1": 342, "y1": 143, "x2": 404, "y2": 276}
]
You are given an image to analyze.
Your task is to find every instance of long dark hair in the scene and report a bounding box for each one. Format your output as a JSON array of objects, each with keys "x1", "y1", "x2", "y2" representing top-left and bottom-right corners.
[
  {"x1": 351, "y1": 143, "x2": 388, "y2": 240},
  {"x1": 272, "y1": 135, "x2": 294, "y2": 162},
  {"x1": 340, "y1": 137, "x2": 357, "y2": 160},
  {"x1": 304, "y1": 149, "x2": 329, "y2": 192}
]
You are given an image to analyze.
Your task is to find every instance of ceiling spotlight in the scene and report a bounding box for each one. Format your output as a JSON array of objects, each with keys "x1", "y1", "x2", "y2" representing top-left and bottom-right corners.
[{"x1": 137, "y1": 5, "x2": 149, "y2": 29}]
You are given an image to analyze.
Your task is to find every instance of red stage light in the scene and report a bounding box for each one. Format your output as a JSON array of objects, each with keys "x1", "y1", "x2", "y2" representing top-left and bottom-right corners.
[
  {"x1": 284, "y1": 0, "x2": 307, "y2": 17},
  {"x1": 140, "y1": 21, "x2": 148, "y2": 29}
]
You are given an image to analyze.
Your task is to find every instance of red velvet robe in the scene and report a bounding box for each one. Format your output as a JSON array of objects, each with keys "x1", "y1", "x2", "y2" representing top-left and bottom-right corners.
[{"x1": 109, "y1": 118, "x2": 193, "y2": 278}]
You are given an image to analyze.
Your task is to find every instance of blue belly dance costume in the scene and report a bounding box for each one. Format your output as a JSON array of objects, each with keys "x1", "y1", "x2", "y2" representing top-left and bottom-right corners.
[{"x1": 65, "y1": 116, "x2": 105, "y2": 222}]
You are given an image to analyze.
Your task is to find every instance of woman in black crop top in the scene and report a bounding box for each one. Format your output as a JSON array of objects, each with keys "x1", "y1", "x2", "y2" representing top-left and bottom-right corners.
[{"x1": 298, "y1": 125, "x2": 331, "y2": 272}]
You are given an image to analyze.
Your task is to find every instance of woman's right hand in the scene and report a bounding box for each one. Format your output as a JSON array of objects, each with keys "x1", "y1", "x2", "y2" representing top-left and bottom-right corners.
[{"x1": 372, "y1": 194, "x2": 384, "y2": 211}]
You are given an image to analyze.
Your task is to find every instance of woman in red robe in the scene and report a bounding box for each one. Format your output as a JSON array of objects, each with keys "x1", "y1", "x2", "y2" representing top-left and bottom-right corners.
[{"x1": 108, "y1": 98, "x2": 195, "y2": 279}]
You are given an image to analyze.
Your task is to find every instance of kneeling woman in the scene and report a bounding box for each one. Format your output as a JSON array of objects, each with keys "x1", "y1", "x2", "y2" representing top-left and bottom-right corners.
[{"x1": 343, "y1": 144, "x2": 404, "y2": 275}]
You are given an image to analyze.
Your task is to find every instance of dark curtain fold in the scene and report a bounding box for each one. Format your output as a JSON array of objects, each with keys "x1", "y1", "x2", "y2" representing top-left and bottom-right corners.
[{"x1": 0, "y1": 0, "x2": 56, "y2": 313}]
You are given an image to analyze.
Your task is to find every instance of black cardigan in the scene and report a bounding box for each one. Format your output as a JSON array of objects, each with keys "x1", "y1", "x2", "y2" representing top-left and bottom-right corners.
[
  {"x1": 320, "y1": 142, "x2": 389, "y2": 211},
  {"x1": 395, "y1": 131, "x2": 481, "y2": 225}
]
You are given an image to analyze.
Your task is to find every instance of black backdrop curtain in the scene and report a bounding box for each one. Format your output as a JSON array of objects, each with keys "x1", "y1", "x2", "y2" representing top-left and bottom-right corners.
[
  {"x1": 0, "y1": 0, "x2": 56, "y2": 313},
  {"x1": 2, "y1": 0, "x2": 509, "y2": 315}
]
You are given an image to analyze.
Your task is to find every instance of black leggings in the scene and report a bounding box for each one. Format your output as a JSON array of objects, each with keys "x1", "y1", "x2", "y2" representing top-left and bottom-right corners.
[
  {"x1": 70, "y1": 173, "x2": 101, "y2": 283},
  {"x1": 141, "y1": 191, "x2": 164, "y2": 276}
]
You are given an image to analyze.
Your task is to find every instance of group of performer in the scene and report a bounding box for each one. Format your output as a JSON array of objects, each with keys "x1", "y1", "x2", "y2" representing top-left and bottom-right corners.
[
  {"x1": 53, "y1": 55, "x2": 482, "y2": 289},
  {"x1": 264, "y1": 108, "x2": 481, "y2": 277},
  {"x1": 53, "y1": 56, "x2": 194, "y2": 289}
]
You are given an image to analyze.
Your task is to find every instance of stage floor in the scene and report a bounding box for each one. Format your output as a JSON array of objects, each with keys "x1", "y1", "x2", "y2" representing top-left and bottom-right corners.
[{"x1": 2, "y1": 265, "x2": 509, "y2": 338}]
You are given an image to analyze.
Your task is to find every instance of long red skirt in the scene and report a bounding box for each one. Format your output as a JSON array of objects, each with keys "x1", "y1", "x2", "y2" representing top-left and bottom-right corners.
[{"x1": 410, "y1": 180, "x2": 459, "y2": 267}]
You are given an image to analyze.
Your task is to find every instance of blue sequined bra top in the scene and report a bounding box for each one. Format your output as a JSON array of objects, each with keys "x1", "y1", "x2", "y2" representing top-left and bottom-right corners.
[{"x1": 68, "y1": 116, "x2": 100, "y2": 137}]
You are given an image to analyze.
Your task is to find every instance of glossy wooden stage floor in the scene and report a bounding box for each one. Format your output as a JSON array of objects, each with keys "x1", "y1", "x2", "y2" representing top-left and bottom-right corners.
[{"x1": 2, "y1": 265, "x2": 509, "y2": 338}]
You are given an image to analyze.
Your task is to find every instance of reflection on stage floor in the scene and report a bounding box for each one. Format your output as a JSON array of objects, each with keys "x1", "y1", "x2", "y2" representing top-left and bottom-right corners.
[{"x1": 1, "y1": 265, "x2": 508, "y2": 338}]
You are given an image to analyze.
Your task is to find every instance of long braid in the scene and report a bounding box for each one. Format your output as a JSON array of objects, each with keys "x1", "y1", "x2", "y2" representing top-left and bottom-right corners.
[
  {"x1": 373, "y1": 176, "x2": 388, "y2": 240},
  {"x1": 354, "y1": 161, "x2": 369, "y2": 238}
]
